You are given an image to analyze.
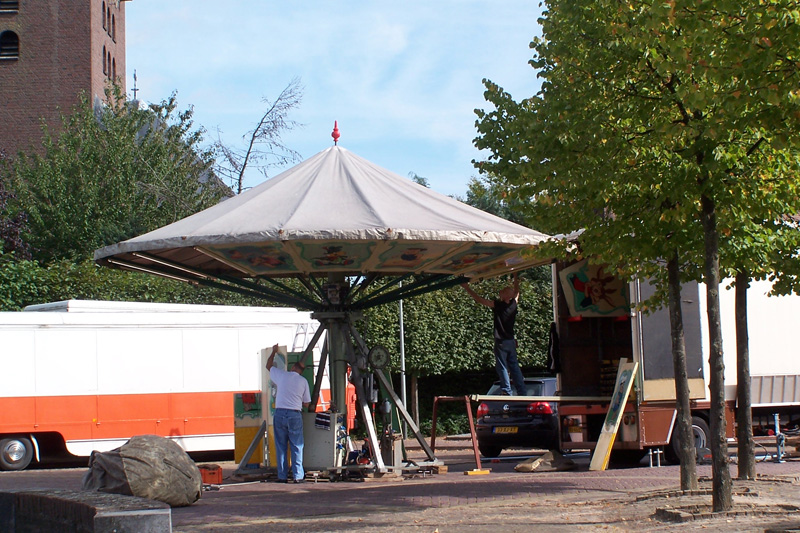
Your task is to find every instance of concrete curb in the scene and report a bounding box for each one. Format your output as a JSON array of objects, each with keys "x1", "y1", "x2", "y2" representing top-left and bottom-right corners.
[{"x1": 0, "y1": 489, "x2": 171, "y2": 532}]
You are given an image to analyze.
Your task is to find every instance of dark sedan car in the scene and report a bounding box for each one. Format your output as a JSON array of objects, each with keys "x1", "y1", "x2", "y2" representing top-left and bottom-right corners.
[{"x1": 475, "y1": 376, "x2": 559, "y2": 457}]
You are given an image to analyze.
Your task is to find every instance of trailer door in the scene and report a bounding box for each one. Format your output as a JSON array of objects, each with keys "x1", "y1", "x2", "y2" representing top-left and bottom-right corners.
[{"x1": 632, "y1": 280, "x2": 706, "y2": 401}]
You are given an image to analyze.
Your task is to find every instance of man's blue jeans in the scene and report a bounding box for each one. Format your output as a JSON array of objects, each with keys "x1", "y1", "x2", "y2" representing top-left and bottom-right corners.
[
  {"x1": 273, "y1": 408, "x2": 304, "y2": 481},
  {"x1": 494, "y1": 338, "x2": 527, "y2": 396}
]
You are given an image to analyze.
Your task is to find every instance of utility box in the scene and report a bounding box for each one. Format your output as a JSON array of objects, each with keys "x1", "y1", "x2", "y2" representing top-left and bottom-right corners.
[
  {"x1": 302, "y1": 411, "x2": 346, "y2": 470},
  {"x1": 380, "y1": 432, "x2": 404, "y2": 467}
]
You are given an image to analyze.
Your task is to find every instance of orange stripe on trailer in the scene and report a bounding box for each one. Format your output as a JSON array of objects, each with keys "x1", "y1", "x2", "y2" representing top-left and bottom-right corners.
[{"x1": 0, "y1": 391, "x2": 256, "y2": 448}]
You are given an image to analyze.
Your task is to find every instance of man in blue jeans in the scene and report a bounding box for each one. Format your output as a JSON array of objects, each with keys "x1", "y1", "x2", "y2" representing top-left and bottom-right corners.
[
  {"x1": 267, "y1": 344, "x2": 311, "y2": 483},
  {"x1": 462, "y1": 273, "x2": 527, "y2": 396}
]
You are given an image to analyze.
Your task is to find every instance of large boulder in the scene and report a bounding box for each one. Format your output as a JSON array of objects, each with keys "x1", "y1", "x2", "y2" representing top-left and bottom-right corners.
[{"x1": 82, "y1": 435, "x2": 202, "y2": 507}]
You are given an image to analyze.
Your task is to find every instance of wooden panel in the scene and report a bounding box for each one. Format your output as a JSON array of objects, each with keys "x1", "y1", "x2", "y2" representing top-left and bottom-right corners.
[
  {"x1": 234, "y1": 426, "x2": 264, "y2": 464},
  {"x1": 590, "y1": 360, "x2": 638, "y2": 471},
  {"x1": 642, "y1": 377, "x2": 706, "y2": 402}
]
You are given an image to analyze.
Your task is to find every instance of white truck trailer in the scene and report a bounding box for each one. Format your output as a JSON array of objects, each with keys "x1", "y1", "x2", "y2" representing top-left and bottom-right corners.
[{"x1": 0, "y1": 300, "x2": 322, "y2": 470}]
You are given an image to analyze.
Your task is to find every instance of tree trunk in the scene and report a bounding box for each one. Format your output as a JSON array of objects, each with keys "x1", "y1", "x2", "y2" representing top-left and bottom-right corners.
[
  {"x1": 701, "y1": 193, "x2": 732, "y2": 511},
  {"x1": 667, "y1": 253, "x2": 698, "y2": 490},
  {"x1": 736, "y1": 271, "x2": 755, "y2": 479}
]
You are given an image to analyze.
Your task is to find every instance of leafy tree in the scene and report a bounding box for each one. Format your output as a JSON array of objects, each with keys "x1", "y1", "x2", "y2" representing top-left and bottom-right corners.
[
  {"x1": 475, "y1": 1, "x2": 800, "y2": 508},
  {"x1": 4, "y1": 85, "x2": 229, "y2": 263},
  {"x1": 457, "y1": 176, "x2": 529, "y2": 226},
  {"x1": 0, "y1": 175, "x2": 30, "y2": 260},
  {"x1": 0, "y1": 251, "x2": 263, "y2": 312},
  {"x1": 408, "y1": 172, "x2": 430, "y2": 188},
  {"x1": 768, "y1": 218, "x2": 800, "y2": 296},
  {"x1": 213, "y1": 78, "x2": 303, "y2": 194}
]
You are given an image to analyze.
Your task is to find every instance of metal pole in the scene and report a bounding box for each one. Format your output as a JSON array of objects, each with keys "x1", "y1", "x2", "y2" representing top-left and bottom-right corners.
[
  {"x1": 399, "y1": 281, "x2": 407, "y2": 437},
  {"x1": 326, "y1": 274, "x2": 349, "y2": 417}
]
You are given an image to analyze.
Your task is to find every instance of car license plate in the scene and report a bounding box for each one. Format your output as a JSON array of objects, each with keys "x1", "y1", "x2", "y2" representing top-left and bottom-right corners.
[{"x1": 494, "y1": 426, "x2": 518, "y2": 434}]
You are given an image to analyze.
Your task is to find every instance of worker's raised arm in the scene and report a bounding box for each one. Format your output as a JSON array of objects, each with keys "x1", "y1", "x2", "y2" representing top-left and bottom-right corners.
[
  {"x1": 461, "y1": 282, "x2": 494, "y2": 308},
  {"x1": 266, "y1": 343, "x2": 280, "y2": 370},
  {"x1": 511, "y1": 273, "x2": 520, "y2": 302}
]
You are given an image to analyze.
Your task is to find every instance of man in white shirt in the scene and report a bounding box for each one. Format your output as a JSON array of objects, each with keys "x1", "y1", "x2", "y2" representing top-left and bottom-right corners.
[{"x1": 267, "y1": 344, "x2": 311, "y2": 483}]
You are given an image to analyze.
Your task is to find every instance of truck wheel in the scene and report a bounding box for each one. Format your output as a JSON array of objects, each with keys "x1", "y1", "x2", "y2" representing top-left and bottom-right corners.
[
  {"x1": 478, "y1": 445, "x2": 502, "y2": 458},
  {"x1": 0, "y1": 436, "x2": 34, "y2": 471},
  {"x1": 665, "y1": 416, "x2": 710, "y2": 465}
]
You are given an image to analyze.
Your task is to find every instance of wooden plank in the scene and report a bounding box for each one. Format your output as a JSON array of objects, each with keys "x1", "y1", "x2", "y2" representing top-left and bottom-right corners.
[
  {"x1": 464, "y1": 469, "x2": 491, "y2": 475},
  {"x1": 589, "y1": 359, "x2": 639, "y2": 471}
]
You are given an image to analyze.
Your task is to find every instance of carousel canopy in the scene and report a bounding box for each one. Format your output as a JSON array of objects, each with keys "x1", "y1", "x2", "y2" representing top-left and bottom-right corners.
[{"x1": 95, "y1": 145, "x2": 552, "y2": 310}]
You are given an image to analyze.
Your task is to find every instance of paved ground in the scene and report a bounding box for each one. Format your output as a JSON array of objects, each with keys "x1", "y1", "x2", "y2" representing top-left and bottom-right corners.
[{"x1": 2, "y1": 440, "x2": 800, "y2": 532}]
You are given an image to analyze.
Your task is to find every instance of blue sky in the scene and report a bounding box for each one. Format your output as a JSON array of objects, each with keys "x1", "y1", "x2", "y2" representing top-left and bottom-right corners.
[{"x1": 125, "y1": 2, "x2": 543, "y2": 197}]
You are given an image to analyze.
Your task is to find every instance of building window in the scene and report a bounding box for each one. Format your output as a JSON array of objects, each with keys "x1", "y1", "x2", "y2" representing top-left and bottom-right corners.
[
  {"x1": 111, "y1": 15, "x2": 116, "y2": 42},
  {"x1": 0, "y1": 31, "x2": 19, "y2": 60},
  {"x1": 112, "y1": 57, "x2": 116, "y2": 79},
  {"x1": 107, "y1": 51, "x2": 111, "y2": 78},
  {"x1": 102, "y1": 2, "x2": 107, "y2": 29},
  {"x1": 102, "y1": 46, "x2": 107, "y2": 74},
  {"x1": 0, "y1": 1, "x2": 20, "y2": 13}
]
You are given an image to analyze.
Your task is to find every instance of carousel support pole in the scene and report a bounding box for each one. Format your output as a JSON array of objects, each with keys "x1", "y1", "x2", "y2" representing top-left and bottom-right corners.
[
  {"x1": 316, "y1": 315, "x2": 348, "y2": 416},
  {"x1": 308, "y1": 336, "x2": 329, "y2": 412},
  {"x1": 373, "y1": 368, "x2": 438, "y2": 462},
  {"x1": 348, "y1": 324, "x2": 434, "y2": 467},
  {"x1": 318, "y1": 273, "x2": 350, "y2": 417},
  {"x1": 341, "y1": 322, "x2": 386, "y2": 473},
  {"x1": 351, "y1": 367, "x2": 387, "y2": 473}
]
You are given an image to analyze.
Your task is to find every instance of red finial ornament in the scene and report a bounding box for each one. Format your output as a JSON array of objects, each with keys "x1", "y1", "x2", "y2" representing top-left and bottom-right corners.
[{"x1": 331, "y1": 121, "x2": 340, "y2": 145}]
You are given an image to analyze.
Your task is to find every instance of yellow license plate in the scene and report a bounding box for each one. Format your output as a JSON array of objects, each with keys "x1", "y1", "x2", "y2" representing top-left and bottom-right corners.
[{"x1": 494, "y1": 426, "x2": 518, "y2": 434}]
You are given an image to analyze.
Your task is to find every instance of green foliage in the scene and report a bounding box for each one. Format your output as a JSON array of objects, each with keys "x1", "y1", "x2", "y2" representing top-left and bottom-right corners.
[
  {"x1": 5, "y1": 84, "x2": 229, "y2": 263},
  {"x1": 409, "y1": 172, "x2": 430, "y2": 188},
  {"x1": 0, "y1": 250, "x2": 50, "y2": 310},
  {"x1": 418, "y1": 413, "x2": 471, "y2": 437},
  {"x1": 359, "y1": 267, "x2": 552, "y2": 378},
  {"x1": 0, "y1": 176, "x2": 30, "y2": 259},
  {"x1": 456, "y1": 176, "x2": 529, "y2": 226},
  {"x1": 474, "y1": 0, "x2": 800, "y2": 305},
  {"x1": 0, "y1": 250, "x2": 263, "y2": 311}
]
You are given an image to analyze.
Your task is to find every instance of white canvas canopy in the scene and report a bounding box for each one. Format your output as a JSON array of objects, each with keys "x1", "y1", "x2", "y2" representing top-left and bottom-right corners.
[{"x1": 95, "y1": 145, "x2": 551, "y2": 307}]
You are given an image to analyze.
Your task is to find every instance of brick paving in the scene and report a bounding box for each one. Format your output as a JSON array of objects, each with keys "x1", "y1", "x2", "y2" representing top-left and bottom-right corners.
[{"x1": 2, "y1": 442, "x2": 799, "y2": 532}]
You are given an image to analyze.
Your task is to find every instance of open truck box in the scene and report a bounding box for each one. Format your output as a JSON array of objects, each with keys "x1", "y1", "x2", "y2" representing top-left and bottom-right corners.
[
  {"x1": 550, "y1": 256, "x2": 800, "y2": 463},
  {"x1": 552, "y1": 259, "x2": 722, "y2": 458}
]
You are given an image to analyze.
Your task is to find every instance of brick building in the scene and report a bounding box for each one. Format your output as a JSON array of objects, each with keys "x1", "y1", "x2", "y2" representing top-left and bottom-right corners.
[{"x1": 0, "y1": 0, "x2": 129, "y2": 157}]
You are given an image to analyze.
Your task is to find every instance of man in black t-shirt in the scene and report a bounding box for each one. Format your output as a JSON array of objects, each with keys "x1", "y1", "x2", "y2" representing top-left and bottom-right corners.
[{"x1": 461, "y1": 273, "x2": 527, "y2": 396}]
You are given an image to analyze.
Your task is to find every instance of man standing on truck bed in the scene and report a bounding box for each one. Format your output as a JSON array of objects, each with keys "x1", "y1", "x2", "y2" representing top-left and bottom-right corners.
[
  {"x1": 462, "y1": 273, "x2": 527, "y2": 396},
  {"x1": 267, "y1": 344, "x2": 311, "y2": 483}
]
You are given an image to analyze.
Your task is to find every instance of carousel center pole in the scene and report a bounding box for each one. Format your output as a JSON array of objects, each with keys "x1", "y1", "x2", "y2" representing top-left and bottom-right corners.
[{"x1": 322, "y1": 273, "x2": 349, "y2": 416}]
